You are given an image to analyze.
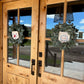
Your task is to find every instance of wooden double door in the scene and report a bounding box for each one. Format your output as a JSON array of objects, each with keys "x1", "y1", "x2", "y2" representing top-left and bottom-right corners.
[{"x1": 3, "y1": 0, "x2": 84, "y2": 84}]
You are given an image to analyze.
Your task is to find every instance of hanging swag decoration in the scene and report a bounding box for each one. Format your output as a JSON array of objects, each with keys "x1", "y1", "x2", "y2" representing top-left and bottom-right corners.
[
  {"x1": 51, "y1": 23, "x2": 78, "y2": 50},
  {"x1": 8, "y1": 23, "x2": 24, "y2": 45}
]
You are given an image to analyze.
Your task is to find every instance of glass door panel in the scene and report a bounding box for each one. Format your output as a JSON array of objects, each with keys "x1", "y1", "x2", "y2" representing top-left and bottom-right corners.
[
  {"x1": 8, "y1": 9, "x2": 18, "y2": 64},
  {"x1": 45, "y1": 3, "x2": 64, "y2": 75},
  {"x1": 64, "y1": 1, "x2": 84, "y2": 81},
  {"x1": 19, "y1": 8, "x2": 32, "y2": 67}
]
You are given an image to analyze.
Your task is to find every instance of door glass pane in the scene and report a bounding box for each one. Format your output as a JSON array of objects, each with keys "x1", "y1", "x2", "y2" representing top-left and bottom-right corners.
[
  {"x1": 20, "y1": 8, "x2": 32, "y2": 37},
  {"x1": 64, "y1": 1, "x2": 84, "y2": 81},
  {"x1": 45, "y1": 3, "x2": 64, "y2": 75},
  {"x1": 8, "y1": 10, "x2": 18, "y2": 64},
  {"x1": 19, "y1": 40, "x2": 31, "y2": 67},
  {"x1": 19, "y1": 8, "x2": 32, "y2": 67}
]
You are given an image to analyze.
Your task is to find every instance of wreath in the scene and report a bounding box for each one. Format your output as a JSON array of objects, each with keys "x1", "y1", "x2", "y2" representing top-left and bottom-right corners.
[
  {"x1": 51, "y1": 23, "x2": 78, "y2": 50},
  {"x1": 8, "y1": 23, "x2": 25, "y2": 45}
]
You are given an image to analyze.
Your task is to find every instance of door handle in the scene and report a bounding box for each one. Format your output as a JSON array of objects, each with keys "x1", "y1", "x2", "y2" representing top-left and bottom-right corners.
[
  {"x1": 31, "y1": 59, "x2": 35, "y2": 75},
  {"x1": 38, "y1": 60, "x2": 42, "y2": 77}
]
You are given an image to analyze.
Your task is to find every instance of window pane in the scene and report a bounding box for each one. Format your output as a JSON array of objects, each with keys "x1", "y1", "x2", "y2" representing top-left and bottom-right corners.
[
  {"x1": 64, "y1": 1, "x2": 84, "y2": 81},
  {"x1": 45, "y1": 3, "x2": 64, "y2": 75},
  {"x1": 19, "y1": 40, "x2": 31, "y2": 67},
  {"x1": 8, "y1": 10, "x2": 18, "y2": 26},
  {"x1": 20, "y1": 8, "x2": 32, "y2": 37},
  {"x1": 8, "y1": 10, "x2": 18, "y2": 64},
  {"x1": 19, "y1": 8, "x2": 32, "y2": 67}
]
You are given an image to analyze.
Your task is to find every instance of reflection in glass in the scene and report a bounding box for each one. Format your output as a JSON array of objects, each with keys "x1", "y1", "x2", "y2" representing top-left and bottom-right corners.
[
  {"x1": 64, "y1": 2, "x2": 84, "y2": 81},
  {"x1": 19, "y1": 40, "x2": 31, "y2": 67},
  {"x1": 8, "y1": 10, "x2": 18, "y2": 26},
  {"x1": 45, "y1": 41, "x2": 61, "y2": 75},
  {"x1": 45, "y1": 3, "x2": 64, "y2": 75},
  {"x1": 20, "y1": 8, "x2": 32, "y2": 37},
  {"x1": 19, "y1": 8, "x2": 32, "y2": 67},
  {"x1": 8, "y1": 42, "x2": 17, "y2": 64},
  {"x1": 8, "y1": 10, "x2": 18, "y2": 64}
]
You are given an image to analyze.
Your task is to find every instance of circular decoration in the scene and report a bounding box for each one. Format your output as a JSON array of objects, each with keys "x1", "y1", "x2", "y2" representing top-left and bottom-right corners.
[
  {"x1": 58, "y1": 31, "x2": 70, "y2": 43},
  {"x1": 12, "y1": 31, "x2": 19, "y2": 40},
  {"x1": 51, "y1": 23, "x2": 78, "y2": 50},
  {"x1": 8, "y1": 23, "x2": 24, "y2": 45}
]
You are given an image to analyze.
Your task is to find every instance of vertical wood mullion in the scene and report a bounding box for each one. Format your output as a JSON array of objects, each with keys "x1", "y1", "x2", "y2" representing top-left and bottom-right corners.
[
  {"x1": 0, "y1": 2, "x2": 3, "y2": 84},
  {"x1": 61, "y1": 0, "x2": 67, "y2": 77},
  {"x1": 3, "y1": 3, "x2": 8, "y2": 84},
  {"x1": 30, "y1": 0, "x2": 40, "y2": 84},
  {"x1": 38, "y1": 0, "x2": 47, "y2": 83},
  {"x1": 63, "y1": 0, "x2": 67, "y2": 23},
  {"x1": 17, "y1": 8, "x2": 20, "y2": 65},
  {"x1": 61, "y1": 49, "x2": 65, "y2": 77}
]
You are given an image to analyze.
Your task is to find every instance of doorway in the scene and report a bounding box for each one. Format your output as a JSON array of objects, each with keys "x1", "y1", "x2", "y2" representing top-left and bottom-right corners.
[
  {"x1": 3, "y1": 0, "x2": 84, "y2": 84},
  {"x1": 3, "y1": 0, "x2": 39, "y2": 84}
]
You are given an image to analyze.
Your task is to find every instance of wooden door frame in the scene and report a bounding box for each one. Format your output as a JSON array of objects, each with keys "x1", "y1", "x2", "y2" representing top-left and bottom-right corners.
[
  {"x1": 3, "y1": 0, "x2": 40, "y2": 84},
  {"x1": 38, "y1": 0, "x2": 84, "y2": 84},
  {"x1": 0, "y1": 2, "x2": 3, "y2": 84},
  {"x1": 2, "y1": 0, "x2": 84, "y2": 84}
]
